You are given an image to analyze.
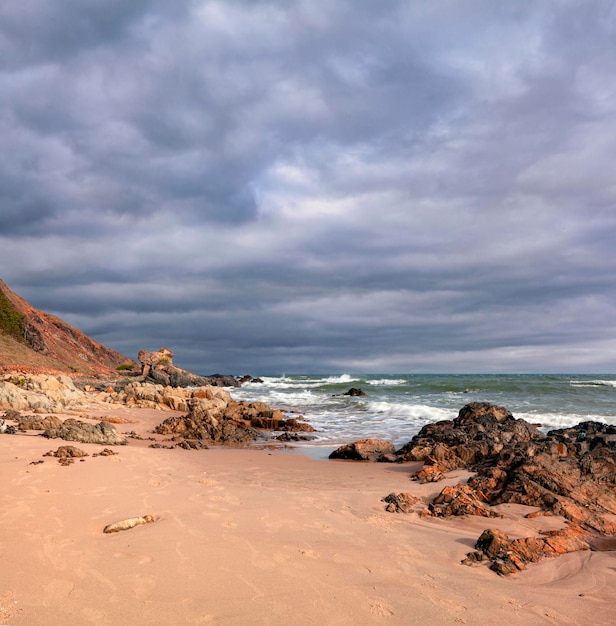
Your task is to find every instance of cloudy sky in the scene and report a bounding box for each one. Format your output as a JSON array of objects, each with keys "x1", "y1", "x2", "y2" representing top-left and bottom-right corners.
[{"x1": 2, "y1": 1, "x2": 616, "y2": 374}]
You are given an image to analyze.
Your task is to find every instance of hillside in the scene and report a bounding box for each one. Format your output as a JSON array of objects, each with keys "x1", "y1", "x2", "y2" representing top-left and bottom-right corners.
[{"x1": 0, "y1": 279, "x2": 134, "y2": 376}]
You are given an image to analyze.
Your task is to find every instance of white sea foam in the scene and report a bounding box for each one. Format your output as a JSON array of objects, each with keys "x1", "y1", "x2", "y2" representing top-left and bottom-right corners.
[
  {"x1": 366, "y1": 378, "x2": 407, "y2": 386},
  {"x1": 322, "y1": 374, "x2": 358, "y2": 384},
  {"x1": 570, "y1": 379, "x2": 616, "y2": 388},
  {"x1": 366, "y1": 401, "x2": 453, "y2": 422},
  {"x1": 516, "y1": 411, "x2": 615, "y2": 431}
]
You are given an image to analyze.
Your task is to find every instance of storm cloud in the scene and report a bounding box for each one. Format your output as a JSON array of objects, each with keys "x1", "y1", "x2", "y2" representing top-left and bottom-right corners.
[{"x1": 2, "y1": 1, "x2": 616, "y2": 374}]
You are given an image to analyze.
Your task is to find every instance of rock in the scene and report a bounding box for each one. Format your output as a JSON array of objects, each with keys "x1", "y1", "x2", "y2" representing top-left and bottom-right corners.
[
  {"x1": 103, "y1": 514, "x2": 157, "y2": 534},
  {"x1": 274, "y1": 432, "x2": 317, "y2": 442},
  {"x1": 427, "y1": 484, "x2": 502, "y2": 519},
  {"x1": 278, "y1": 418, "x2": 316, "y2": 433},
  {"x1": 455, "y1": 402, "x2": 513, "y2": 424},
  {"x1": 329, "y1": 439, "x2": 395, "y2": 462},
  {"x1": 93, "y1": 448, "x2": 118, "y2": 457},
  {"x1": 44, "y1": 445, "x2": 89, "y2": 458},
  {"x1": 382, "y1": 492, "x2": 420, "y2": 513},
  {"x1": 395, "y1": 402, "x2": 616, "y2": 573},
  {"x1": 0, "y1": 375, "x2": 83, "y2": 412},
  {"x1": 464, "y1": 526, "x2": 591, "y2": 575},
  {"x1": 343, "y1": 387, "x2": 366, "y2": 397},
  {"x1": 43, "y1": 418, "x2": 127, "y2": 445},
  {"x1": 154, "y1": 404, "x2": 259, "y2": 444},
  {"x1": 396, "y1": 402, "x2": 542, "y2": 470},
  {"x1": 16, "y1": 414, "x2": 63, "y2": 431},
  {"x1": 138, "y1": 347, "x2": 174, "y2": 376}
]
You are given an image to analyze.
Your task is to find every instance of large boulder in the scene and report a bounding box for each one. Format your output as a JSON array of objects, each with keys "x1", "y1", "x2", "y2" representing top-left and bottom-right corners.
[{"x1": 396, "y1": 402, "x2": 543, "y2": 471}]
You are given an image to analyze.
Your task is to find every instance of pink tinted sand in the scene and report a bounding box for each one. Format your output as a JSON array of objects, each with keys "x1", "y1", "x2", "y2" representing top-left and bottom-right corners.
[{"x1": 0, "y1": 407, "x2": 615, "y2": 625}]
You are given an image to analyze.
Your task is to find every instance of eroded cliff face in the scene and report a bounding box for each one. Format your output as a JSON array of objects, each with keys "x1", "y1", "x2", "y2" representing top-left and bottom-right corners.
[{"x1": 0, "y1": 279, "x2": 133, "y2": 376}]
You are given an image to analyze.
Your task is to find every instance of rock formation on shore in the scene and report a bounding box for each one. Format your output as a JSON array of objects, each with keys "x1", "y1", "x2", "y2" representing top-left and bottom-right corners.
[
  {"x1": 0, "y1": 373, "x2": 313, "y2": 446},
  {"x1": 331, "y1": 401, "x2": 616, "y2": 574},
  {"x1": 137, "y1": 346, "x2": 253, "y2": 388}
]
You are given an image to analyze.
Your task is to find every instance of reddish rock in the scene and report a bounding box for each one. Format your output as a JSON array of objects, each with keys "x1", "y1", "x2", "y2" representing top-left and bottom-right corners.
[
  {"x1": 463, "y1": 525, "x2": 591, "y2": 575},
  {"x1": 329, "y1": 439, "x2": 396, "y2": 462},
  {"x1": 428, "y1": 484, "x2": 502, "y2": 519}
]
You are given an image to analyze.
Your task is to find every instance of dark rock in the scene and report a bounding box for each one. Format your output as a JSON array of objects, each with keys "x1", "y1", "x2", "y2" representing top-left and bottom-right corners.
[
  {"x1": 343, "y1": 387, "x2": 366, "y2": 397},
  {"x1": 396, "y1": 402, "x2": 541, "y2": 471},
  {"x1": 43, "y1": 418, "x2": 127, "y2": 445},
  {"x1": 238, "y1": 375, "x2": 264, "y2": 384},
  {"x1": 274, "y1": 432, "x2": 317, "y2": 442},
  {"x1": 329, "y1": 438, "x2": 395, "y2": 462}
]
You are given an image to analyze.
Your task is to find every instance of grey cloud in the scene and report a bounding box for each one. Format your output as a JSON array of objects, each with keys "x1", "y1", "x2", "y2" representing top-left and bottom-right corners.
[{"x1": 2, "y1": 1, "x2": 616, "y2": 373}]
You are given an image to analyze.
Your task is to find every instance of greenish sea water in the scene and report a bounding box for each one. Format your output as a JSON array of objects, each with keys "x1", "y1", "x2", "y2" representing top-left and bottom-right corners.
[{"x1": 230, "y1": 374, "x2": 616, "y2": 455}]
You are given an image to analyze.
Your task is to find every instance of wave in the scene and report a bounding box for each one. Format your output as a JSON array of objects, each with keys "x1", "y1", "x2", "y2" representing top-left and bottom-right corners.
[
  {"x1": 570, "y1": 379, "x2": 616, "y2": 389},
  {"x1": 366, "y1": 401, "x2": 454, "y2": 421},
  {"x1": 366, "y1": 378, "x2": 407, "y2": 386}
]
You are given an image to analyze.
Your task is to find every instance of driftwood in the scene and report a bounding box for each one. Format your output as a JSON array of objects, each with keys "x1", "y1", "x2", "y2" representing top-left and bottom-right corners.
[{"x1": 103, "y1": 514, "x2": 157, "y2": 534}]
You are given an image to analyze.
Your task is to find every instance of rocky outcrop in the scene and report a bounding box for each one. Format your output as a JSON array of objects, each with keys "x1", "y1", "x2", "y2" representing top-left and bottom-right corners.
[
  {"x1": 43, "y1": 418, "x2": 127, "y2": 445},
  {"x1": 0, "y1": 374, "x2": 91, "y2": 412},
  {"x1": 397, "y1": 401, "x2": 541, "y2": 472},
  {"x1": 138, "y1": 347, "x2": 174, "y2": 377},
  {"x1": 343, "y1": 388, "x2": 366, "y2": 396},
  {"x1": 154, "y1": 403, "x2": 258, "y2": 444},
  {"x1": 0, "y1": 374, "x2": 314, "y2": 444},
  {"x1": 329, "y1": 439, "x2": 396, "y2": 462},
  {"x1": 137, "y1": 347, "x2": 244, "y2": 388},
  {"x1": 153, "y1": 397, "x2": 312, "y2": 444},
  {"x1": 462, "y1": 526, "x2": 591, "y2": 575},
  {"x1": 396, "y1": 402, "x2": 616, "y2": 573}
]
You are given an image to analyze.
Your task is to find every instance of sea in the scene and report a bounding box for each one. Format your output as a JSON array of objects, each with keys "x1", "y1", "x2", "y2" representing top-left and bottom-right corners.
[{"x1": 230, "y1": 374, "x2": 616, "y2": 459}]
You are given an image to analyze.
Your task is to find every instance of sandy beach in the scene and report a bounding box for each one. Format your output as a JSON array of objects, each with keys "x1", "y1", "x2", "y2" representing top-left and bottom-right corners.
[{"x1": 1, "y1": 407, "x2": 615, "y2": 625}]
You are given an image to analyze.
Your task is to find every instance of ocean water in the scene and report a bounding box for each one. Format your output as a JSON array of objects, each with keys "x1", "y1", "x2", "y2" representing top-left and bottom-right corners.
[{"x1": 230, "y1": 374, "x2": 616, "y2": 457}]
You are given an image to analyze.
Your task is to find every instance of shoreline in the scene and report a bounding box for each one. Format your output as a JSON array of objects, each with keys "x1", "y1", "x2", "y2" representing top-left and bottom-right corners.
[{"x1": 1, "y1": 406, "x2": 615, "y2": 624}]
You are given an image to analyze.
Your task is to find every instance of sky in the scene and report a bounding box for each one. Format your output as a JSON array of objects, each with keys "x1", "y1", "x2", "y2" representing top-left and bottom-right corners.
[{"x1": 1, "y1": 1, "x2": 616, "y2": 375}]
